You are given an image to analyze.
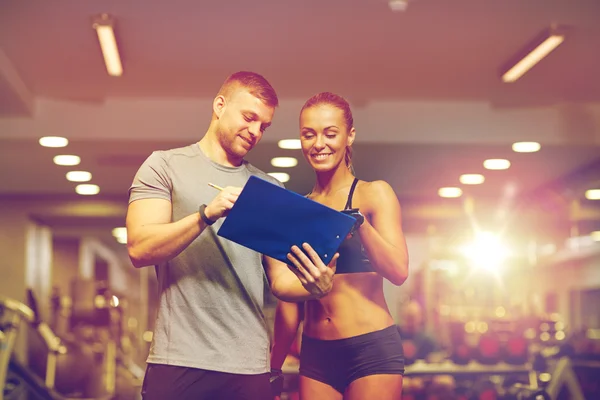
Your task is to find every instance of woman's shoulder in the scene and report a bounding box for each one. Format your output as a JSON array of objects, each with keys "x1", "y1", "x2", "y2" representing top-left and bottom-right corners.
[
  {"x1": 357, "y1": 179, "x2": 396, "y2": 197},
  {"x1": 354, "y1": 180, "x2": 399, "y2": 212}
]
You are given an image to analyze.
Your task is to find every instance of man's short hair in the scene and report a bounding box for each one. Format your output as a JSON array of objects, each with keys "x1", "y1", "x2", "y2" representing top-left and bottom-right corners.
[{"x1": 218, "y1": 71, "x2": 279, "y2": 108}]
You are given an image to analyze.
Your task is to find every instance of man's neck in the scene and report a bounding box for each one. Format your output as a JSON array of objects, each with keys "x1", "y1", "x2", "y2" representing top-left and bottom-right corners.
[{"x1": 197, "y1": 134, "x2": 242, "y2": 168}]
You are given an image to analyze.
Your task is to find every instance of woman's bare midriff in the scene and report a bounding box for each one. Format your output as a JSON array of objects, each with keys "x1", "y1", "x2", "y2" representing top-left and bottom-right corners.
[{"x1": 302, "y1": 272, "x2": 395, "y2": 340}]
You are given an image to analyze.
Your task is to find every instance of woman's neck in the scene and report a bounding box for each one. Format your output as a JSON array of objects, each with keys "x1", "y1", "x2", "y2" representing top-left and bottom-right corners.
[{"x1": 312, "y1": 166, "x2": 355, "y2": 196}]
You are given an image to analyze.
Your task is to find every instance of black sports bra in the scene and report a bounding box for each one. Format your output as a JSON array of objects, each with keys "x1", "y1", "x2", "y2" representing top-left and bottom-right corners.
[{"x1": 335, "y1": 178, "x2": 375, "y2": 274}]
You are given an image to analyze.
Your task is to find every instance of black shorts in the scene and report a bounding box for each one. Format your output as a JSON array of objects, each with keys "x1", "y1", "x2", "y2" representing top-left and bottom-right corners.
[
  {"x1": 141, "y1": 363, "x2": 271, "y2": 400},
  {"x1": 299, "y1": 325, "x2": 405, "y2": 393}
]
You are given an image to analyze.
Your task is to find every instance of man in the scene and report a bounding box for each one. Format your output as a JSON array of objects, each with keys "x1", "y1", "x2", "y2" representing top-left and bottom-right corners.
[{"x1": 126, "y1": 71, "x2": 337, "y2": 400}]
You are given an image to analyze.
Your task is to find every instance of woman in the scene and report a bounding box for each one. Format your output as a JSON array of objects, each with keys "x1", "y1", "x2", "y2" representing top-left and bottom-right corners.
[{"x1": 271, "y1": 92, "x2": 409, "y2": 400}]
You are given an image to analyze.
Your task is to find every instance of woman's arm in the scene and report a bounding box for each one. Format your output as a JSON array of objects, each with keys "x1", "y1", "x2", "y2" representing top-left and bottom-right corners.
[
  {"x1": 357, "y1": 180, "x2": 409, "y2": 285},
  {"x1": 263, "y1": 247, "x2": 338, "y2": 301},
  {"x1": 271, "y1": 300, "x2": 303, "y2": 370}
]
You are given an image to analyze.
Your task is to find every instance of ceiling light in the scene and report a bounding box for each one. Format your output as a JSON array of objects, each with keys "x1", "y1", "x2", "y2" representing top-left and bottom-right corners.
[
  {"x1": 39, "y1": 136, "x2": 68, "y2": 148},
  {"x1": 268, "y1": 172, "x2": 290, "y2": 183},
  {"x1": 112, "y1": 227, "x2": 126, "y2": 237},
  {"x1": 512, "y1": 142, "x2": 541, "y2": 153},
  {"x1": 388, "y1": 0, "x2": 411, "y2": 12},
  {"x1": 66, "y1": 171, "x2": 92, "y2": 182},
  {"x1": 54, "y1": 155, "x2": 81, "y2": 166},
  {"x1": 75, "y1": 184, "x2": 100, "y2": 195},
  {"x1": 112, "y1": 227, "x2": 127, "y2": 244},
  {"x1": 92, "y1": 14, "x2": 123, "y2": 77},
  {"x1": 271, "y1": 157, "x2": 298, "y2": 168},
  {"x1": 501, "y1": 27, "x2": 566, "y2": 83},
  {"x1": 585, "y1": 189, "x2": 600, "y2": 200},
  {"x1": 438, "y1": 187, "x2": 462, "y2": 198},
  {"x1": 460, "y1": 174, "x2": 485, "y2": 185},
  {"x1": 278, "y1": 139, "x2": 301, "y2": 150},
  {"x1": 483, "y1": 159, "x2": 511, "y2": 170}
]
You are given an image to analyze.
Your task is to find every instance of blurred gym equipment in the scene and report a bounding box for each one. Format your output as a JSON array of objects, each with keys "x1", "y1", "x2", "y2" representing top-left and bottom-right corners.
[
  {"x1": 1, "y1": 293, "x2": 142, "y2": 400},
  {"x1": 1, "y1": 297, "x2": 35, "y2": 400}
]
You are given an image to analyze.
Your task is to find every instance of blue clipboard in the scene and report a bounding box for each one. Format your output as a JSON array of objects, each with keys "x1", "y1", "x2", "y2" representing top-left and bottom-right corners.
[{"x1": 217, "y1": 176, "x2": 356, "y2": 264}]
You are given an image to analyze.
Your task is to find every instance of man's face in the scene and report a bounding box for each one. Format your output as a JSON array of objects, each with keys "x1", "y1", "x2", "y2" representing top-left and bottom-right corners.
[{"x1": 215, "y1": 87, "x2": 275, "y2": 161}]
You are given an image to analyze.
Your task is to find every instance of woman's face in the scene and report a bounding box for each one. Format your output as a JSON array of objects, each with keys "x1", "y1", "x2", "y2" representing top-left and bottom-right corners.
[{"x1": 299, "y1": 104, "x2": 354, "y2": 173}]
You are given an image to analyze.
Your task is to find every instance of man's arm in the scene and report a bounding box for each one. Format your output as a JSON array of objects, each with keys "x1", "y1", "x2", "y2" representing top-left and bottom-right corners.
[
  {"x1": 126, "y1": 199, "x2": 208, "y2": 268},
  {"x1": 126, "y1": 187, "x2": 241, "y2": 268},
  {"x1": 270, "y1": 301, "x2": 301, "y2": 400}
]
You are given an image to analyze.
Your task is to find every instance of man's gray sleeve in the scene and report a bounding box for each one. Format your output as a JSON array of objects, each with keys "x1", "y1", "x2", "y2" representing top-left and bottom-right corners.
[{"x1": 128, "y1": 151, "x2": 172, "y2": 204}]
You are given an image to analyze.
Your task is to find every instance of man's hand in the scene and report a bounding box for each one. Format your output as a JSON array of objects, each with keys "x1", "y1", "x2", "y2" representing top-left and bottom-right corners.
[
  {"x1": 286, "y1": 243, "x2": 338, "y2": 298},
  {"x1": 204, "y1": 186, "x2": 242, "y2": 221},
  {"x1": 270, "y1": 368, "x2": 284, "y2": 398}
]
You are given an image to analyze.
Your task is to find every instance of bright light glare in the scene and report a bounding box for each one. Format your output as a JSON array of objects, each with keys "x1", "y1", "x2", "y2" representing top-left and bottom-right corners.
[
  {"x1": 512, "y1": 142, "x2": 541, "y2": 153},
  {"x1": 483, "y1": 159, "x2": 511, "y2": 170},
  {"x1": 271, "y1": 157, "x2": 298, "y2": 168},
  {"x1": 112, "y1": 227, "x2": 127, "y2": 244},
  {"x1": 585, "y1": 189, "x2": 600, "y2": 200},
  {"x1": 460, "y1": 174, "x2": 485, "y2": 185},
  {"x1": 39, "y1": 136, "x2": 68, "y2": 148},
  {"x1": 66, "y1": 171, "x2": 92, "y2": 182},
  {"x1": 54, "y1": 155, "x2": 81, "y2": 166},
  {"x1": 75, "y1": 184, "x2": 99, "y2": 195},
  {"x1": 278, "y1": 139, "x2": 301, "y2": 149},
  {"x1": 460, "y1": 232, "x2": 510, "y2": 270},
  {"x1": 438, "y1": 187, "x2": 462, "y2": 198},
  {"x1": 268, "y1": 172, "x2": 290, "y2": 183}
]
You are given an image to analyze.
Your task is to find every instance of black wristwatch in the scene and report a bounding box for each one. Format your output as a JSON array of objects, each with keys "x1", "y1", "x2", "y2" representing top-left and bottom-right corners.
[
  {"x1": 341, "y1": 208, "x2": 365, "y2": 234},
  {"x1": 198, "y1": 204, "x2": 216, "y2": 225}
]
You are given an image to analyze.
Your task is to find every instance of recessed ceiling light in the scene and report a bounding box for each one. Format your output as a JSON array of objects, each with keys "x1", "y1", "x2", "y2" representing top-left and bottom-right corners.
[
  {"x1": 75, "y1": 184, "x2": 100, "y2": 195},
  {"x1": 39, "y1": 136, "x2": 68, "y2": 148},
  {"x1": 66, "y1": 171, "x2": 92, "y2": 182},
  {"x1": 460, "y1": 174, "x2": 485, "y2": 185},
  {"x1": 438, "y1": 187, "x2": 462, "y2": 198},
  {"x1": 268, "y1": 172, "x2": 290, "y2": 183},
  {"x1": 271, "y1": 157, "x2": 298, "y2": 168},
  {"x1": 54, "y1": 155, "x2": 81, "y2": 166},
  {"x1": 585, "y1": 189, "x2": 600, "y2": 200},
  {"x1": 388, "y1": 0, "x2": 410, "y2": 12},
  {"x1": 512, "y1": 142, "x2": 541, "y2": 153},
  {"x1": 483, "y1": 159, "x2": 511, "y2": 170},
  {"x1": 278, "y1": 139, "x2": 301, "y2": 150},
  {"x1": 112, "y1": 227, "x2": 127, "y2": 244}
]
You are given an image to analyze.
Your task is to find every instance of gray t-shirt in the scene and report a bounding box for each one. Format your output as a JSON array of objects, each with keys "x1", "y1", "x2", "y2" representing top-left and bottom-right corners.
[{"x1": 129, "y1": 143, "x2": 282, "y2": 374}]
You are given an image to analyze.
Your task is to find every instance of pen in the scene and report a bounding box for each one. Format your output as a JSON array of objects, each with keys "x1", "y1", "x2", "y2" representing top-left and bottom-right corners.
[{"x1": 208, "y1": 182, "x2": 224, "y2": 191}]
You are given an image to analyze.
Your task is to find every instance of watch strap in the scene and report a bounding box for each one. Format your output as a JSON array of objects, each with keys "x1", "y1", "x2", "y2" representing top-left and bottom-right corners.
[{"x1": 199, "y1": 204, "x2": 216, "y2": 225}]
